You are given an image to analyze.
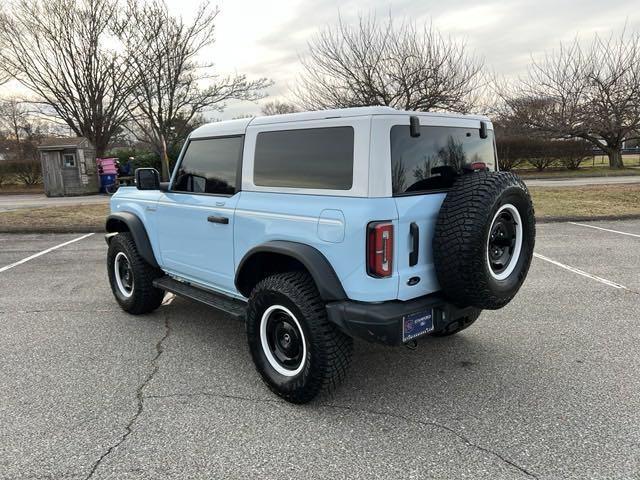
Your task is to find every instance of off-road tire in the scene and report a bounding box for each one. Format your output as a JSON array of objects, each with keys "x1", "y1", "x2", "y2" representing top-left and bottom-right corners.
[
  {"x1": 107, "y1": 232, "x2": 165, "y2": 314},
  {"x1": 432, "y1": 309, "x2": 481, "y2": 337},
  {"x1": 246, "y1": 271, "x2": 353, "y2": 404},
  {"x1": 433, "y1": 171, "x2": 535, "y2": 310}
]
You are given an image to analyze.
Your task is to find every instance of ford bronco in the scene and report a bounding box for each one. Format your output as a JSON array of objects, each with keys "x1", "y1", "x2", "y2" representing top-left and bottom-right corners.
[{"x1": 105, "y1": 106, "x2": 536, "y2": 403}]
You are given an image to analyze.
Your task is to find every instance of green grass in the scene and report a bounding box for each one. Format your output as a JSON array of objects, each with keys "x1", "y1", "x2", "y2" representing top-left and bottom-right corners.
[
  {"x1": 0, "y1": 204, "x2": 108, "y2": 232},
  {"x1": 0, "y1": 183, "x2": 44, "y2": 194},
  {"x1": 529, "y1": 184, "x2": 640, "y2": 220}
]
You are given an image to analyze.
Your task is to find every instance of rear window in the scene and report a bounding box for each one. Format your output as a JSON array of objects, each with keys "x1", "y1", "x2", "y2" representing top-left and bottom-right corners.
[
  {"x1": 254, "y1": 126, "x2": 354, "y2": 190},
  {"x1": 390, "y1": 125, "x2": 495, "y2": 195}
]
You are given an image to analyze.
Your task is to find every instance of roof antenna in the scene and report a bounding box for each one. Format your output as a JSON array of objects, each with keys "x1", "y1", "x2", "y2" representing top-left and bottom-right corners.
[{"x1": 410, "y1": 116, "x2": 421, "y2": 137}]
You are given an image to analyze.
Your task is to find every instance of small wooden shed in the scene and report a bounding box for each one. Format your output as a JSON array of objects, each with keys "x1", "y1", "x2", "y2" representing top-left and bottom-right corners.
[{"x1": 38, "y1": 137, "x2": 99, "y2": 197}]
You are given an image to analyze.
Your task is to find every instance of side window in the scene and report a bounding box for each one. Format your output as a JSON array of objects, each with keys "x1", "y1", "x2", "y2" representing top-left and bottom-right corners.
[
  {"x1": 63, "y1": 154, "x2": 76, "y2": 168},
  {"x1": 253, "y1": 126, "x2": 354, "y2": 190},
  {"x1": 172, "y1": 136, "x2": 243, "y2": 195}
]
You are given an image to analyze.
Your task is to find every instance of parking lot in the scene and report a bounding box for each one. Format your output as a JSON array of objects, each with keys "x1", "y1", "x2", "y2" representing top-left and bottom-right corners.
[{"x1": 1, "y1": 220, "x2": 639, "y2": 479}]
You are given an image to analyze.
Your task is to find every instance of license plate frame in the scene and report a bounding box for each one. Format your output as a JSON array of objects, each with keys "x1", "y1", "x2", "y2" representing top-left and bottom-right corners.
[{"x1": 402, "y1": 309, "x2": 434, "y2": 342}]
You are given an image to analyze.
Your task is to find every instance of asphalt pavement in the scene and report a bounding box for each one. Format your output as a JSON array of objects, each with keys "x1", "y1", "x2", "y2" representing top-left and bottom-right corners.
[{"x1": 1, "y1": 221, "x2": 639, "y2": 479}]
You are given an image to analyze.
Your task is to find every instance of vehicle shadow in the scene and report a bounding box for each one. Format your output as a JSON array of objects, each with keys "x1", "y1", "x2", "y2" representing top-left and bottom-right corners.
[{"x1": 154, "y1": 297, "x2": 551, "y2": 420}]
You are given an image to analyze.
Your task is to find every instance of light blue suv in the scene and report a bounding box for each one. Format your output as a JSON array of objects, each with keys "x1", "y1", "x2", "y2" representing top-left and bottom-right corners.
[{"x1": 105, "y1": 106, "x2": 536, "y2": 403}]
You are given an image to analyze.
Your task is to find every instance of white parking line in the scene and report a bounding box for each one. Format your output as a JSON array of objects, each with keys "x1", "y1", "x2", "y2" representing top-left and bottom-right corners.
[
  {"x1": 569, "y1": 222, "x2": 640, "y2": 238},
  {"x1": 533, "y1": 253, "x2": 629, "y2": 290},
  {"x1": 0, "y1": 233, "x2": 95, "y2": 273}
]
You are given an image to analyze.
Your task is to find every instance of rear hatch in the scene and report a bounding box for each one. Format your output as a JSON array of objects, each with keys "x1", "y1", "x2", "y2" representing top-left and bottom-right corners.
[{"x1": 392, "y1": 121, "x2": 496, "y2": 300}]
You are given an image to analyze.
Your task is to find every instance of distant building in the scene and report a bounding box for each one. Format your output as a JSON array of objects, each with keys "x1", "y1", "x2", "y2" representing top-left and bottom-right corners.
[{"x1": 38, "y1": 137, "x2": 99, "y2": 197}]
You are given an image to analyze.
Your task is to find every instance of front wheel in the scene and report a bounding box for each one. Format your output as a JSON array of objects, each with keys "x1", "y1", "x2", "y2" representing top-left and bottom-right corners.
[
  {"x1": 246, "y1": 272, "x2": 353, "y2": 404},
  {"x1": 107, "y1": 232, "x2": 165, "y2": 314}
]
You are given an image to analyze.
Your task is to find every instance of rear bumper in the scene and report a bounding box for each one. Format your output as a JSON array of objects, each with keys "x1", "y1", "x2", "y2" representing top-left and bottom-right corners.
[{"x1": 326, "y1": 293, "x2": 477, "y2": 346}]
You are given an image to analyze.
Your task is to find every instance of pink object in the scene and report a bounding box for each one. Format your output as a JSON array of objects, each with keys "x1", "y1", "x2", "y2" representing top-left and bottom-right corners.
[{"x1": 97, "y1": 157, "x2": 119, "y2": 175}]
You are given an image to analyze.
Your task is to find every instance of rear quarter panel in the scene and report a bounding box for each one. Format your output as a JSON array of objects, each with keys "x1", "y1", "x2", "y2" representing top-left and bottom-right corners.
[{"x1": 235, "y1": 192, "x2": 399, "y2": 302}]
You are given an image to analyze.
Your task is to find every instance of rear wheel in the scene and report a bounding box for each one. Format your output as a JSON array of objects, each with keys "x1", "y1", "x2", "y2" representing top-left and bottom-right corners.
[
  {"x1": 246, "y1": 272, "x2": 353, "y2": 404},
  {"x1": 107, "y1": 232, "x2": 165, "y2": 314}
]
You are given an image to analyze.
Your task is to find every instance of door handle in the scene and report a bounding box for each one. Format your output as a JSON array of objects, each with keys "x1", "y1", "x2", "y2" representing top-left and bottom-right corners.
[
  {"x1": 207, "y1": 215, "x2": 229, "y2": 224},
  {"x1": 409, "y1": 222, "x2": 419, "y2": 266}
]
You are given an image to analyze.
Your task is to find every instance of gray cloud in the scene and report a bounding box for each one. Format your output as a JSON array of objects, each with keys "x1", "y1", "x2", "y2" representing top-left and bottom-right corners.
[{"x1": 214, "y1": 0, "x2": 640, "y2": 119}]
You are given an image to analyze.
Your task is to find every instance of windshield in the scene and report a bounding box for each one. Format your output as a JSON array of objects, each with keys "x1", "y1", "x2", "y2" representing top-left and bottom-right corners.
[{"x1": 390, "y1": 124, "x2": 496, "y2": 195}]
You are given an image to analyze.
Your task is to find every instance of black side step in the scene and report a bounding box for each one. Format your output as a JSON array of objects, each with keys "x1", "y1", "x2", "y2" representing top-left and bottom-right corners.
[{"x1": 153, "y1": 276, "x2": 246, "y2": 320}]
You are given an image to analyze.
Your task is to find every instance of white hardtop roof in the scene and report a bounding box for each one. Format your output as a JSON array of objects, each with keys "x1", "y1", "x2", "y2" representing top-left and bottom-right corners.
[{"x1": 189, "y1": 106, "x2": 491, "y2": 139}]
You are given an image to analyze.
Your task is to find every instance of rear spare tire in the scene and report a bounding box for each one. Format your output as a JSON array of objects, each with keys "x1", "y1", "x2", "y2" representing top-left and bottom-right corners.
[{"x1": 433, "y1": 171, "x2": 535, "y2": 310}]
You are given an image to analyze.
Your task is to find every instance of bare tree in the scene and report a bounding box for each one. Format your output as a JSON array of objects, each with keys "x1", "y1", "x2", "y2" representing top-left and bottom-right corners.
[
  {"x1": 0, "y1": 98, "x2": 29, "y2": 152},
  {"x1": 0, "y1": 97, "x2": 46, "y2": 162},
  {"x1": 295, "y1": 15, "x2": 484, "y2": 113},
  {"x1": 501, "y1": 30, "x2": 640, "y2": 168},
  {"x1": 0, "y1": 70, "x2": 11, "y2": 86},
  {"x1": 120, "y1": 0, "x2": 271, "y2": 180},
  {"x1": 0, "y1": 0, "x2": 133, "y2": 157},
  {"x1": 261, "y1": 100, "x2": 299, "y2": 116}
]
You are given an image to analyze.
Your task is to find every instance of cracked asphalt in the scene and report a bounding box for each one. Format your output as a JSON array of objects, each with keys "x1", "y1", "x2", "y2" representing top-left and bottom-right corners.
[{"x1": 1, "y1": 220, "x2": 639, "y2": 479}]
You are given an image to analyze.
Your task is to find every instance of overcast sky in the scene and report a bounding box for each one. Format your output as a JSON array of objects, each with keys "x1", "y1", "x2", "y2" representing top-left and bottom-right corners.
[
  {"x1": 199, "y1": 0, "x2": 640, "y2": 119},
  {"x1": 3, "y1": 0, "x2": 639, "y2": 121}
]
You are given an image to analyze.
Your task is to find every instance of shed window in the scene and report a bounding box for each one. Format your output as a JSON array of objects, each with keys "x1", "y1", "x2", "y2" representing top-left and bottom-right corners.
[{"x1": 63, "y1": 154, "x2": 76, "y2": 168}]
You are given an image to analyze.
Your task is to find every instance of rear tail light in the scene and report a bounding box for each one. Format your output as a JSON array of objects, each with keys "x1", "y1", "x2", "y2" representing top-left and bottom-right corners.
[
  {"x1": 367, "y1": 221, "x2": 394, "y2": 277},
  {"x1": 469, "y1": 162, "x2": 487, "y2": 171}
]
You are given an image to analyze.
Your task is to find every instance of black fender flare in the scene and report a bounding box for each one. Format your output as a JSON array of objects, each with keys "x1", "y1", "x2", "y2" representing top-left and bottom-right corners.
[
  {"x1": 235, "y1": 240, "x2": 347, "y2": 301},
  {"x1": 105, "y1": 212, "x2": 159, "y2": 268}
]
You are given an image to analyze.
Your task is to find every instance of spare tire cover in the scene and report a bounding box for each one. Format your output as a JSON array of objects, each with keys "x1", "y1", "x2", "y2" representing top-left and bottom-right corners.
[{"x1": 433, "y1": 171, "x2": 535, "y2": 310}]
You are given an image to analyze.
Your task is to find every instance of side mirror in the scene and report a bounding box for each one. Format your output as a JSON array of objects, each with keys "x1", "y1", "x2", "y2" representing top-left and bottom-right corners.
[{"x1": 135, "y1": 168, "x2": 160, "y2": 190}]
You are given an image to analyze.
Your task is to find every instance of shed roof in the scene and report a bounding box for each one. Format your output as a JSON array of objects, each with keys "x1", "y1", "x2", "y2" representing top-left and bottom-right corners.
[{"x1": 38, "y1": 137, "x2": 89, "y2": 150}]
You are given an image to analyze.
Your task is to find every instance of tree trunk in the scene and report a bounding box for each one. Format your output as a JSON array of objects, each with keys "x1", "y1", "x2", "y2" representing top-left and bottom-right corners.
[
  {"x1": 160, "y1": 134, "x2": 170, "y2": 181},
  {"x1": 606, "y1": 148, "x2": 624, "y2": 169},
  {"x1": 93, "y1": 137, "x2": 107, "y2": 159}
]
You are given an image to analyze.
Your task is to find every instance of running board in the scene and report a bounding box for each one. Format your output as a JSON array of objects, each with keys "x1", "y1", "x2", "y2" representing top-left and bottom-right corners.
[{"x1": 153, "y1": 276, "x2": 246, "y2": 320}]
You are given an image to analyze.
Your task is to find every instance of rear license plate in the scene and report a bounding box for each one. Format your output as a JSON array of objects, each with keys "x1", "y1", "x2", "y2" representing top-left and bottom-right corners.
[{"x1": 402, "y1": 310, "x2": 434, "y2": 342}]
